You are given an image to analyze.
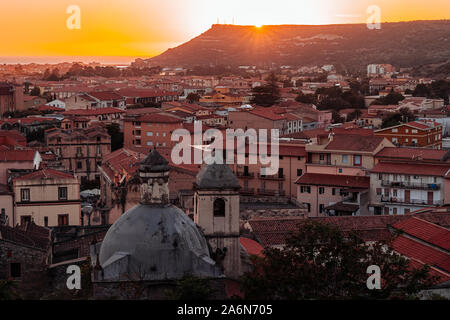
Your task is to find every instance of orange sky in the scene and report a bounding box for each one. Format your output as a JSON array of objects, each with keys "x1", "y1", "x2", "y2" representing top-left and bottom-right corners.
[{"x1": 0, "y1": 0, "x2": 449, "y2": 63}]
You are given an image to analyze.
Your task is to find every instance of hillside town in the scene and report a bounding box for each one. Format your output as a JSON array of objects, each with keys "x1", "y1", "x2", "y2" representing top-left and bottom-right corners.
[{"x1": 0, "y1": 58, "x2": 449, "y2": 300}]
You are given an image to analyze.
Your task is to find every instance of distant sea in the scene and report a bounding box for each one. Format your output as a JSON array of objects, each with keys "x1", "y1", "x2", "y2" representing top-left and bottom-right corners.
[{"x1": 0, "y1": 56, "x2": 147, "y2": 65}]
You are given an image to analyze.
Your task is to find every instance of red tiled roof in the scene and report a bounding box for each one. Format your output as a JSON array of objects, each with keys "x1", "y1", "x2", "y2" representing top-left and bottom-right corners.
[
  {"x1": 392, "y1": 217, "x2": 450, "y2": 251},
  {"x1": 63, "y1": 107, "x2": 125, "y2": 116},
  {"x1": 248, "y1": 212, "x2": 450, "y2": 248},
  {"x1": 279, "y1": 145, "x2": 307, "y2": 157},
  {"x1": 0, "y1": 149, "x2": 36, "y2": 162},
  {"x1": 0, "y1": 222, "x2": 50, "y2": 250},
  {"x1": 37, "y1": 105, "x2": 65, "y2": 112},
  {"x1": 87, "y1": 91, "x2": 124, "y2": 101},
  {"x1": 295, "y1": 173, "x2": 369, "y2": 188},
  {"x1": 375, "y1": 147, "x2": 449, "y2": 163},
  {"x1": 14, "y1": 168, "x2": 75, "y2": 181},
  {"x1": 409, "y1": 258, "x2": 450, "y2": 284},
  {"x1": 249, "y1": 107, "x2": 286, "y2": 121},
  {"x1": 129, "y1": 113, "x2": 183, "y2": 124},
  {"x1": 117, "y1": 88, "x2": 179, "y2": 98},
  {"x1": 240, "y1": 237, "x2": 264, "y2": 257},
  {"x1": 371, "y1": 162, "x2": 450, "y2": 177},
  {"x1": 391, "y1": 235, "x2": 450, "y2": 273},
  {"x1": 325, "y1": 134, "x2": 385, "y2": 152}
]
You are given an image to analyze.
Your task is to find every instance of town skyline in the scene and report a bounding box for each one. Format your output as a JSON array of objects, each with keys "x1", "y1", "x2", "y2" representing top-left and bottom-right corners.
[{"x1": 1, "y1": 0, "x2": 450, "y2": 63}]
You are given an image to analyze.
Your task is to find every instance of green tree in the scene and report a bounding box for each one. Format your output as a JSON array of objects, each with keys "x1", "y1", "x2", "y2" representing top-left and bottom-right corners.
[
  {"x1": 30, "y1": 87, "x2": 41, "y2": 97},
  {"x1": 250, "y1": 73, "x2": 281, "y2": 107},
  {"x1": 186, "y1": 93, "x2": 201, "y2": 103},
  {"x1": 371, "y1": 92, "x2": 405, "y2": 105},
  {"x1": 241, "y1": 221, "x2": 437, "y2": 300},
  {"x1": 0, "y1": 280, "x2": 18, "y2": 300},
  {"x1": 332, "y1": 110, "x2": 344, "y2": 123},
  {"x1": 106, "y1": 123, "x2": 124, "y2": 151},
  {"x1": 166, "y1": 275, "x2": 214, "y2": 300},
  {"x1": 347, "y1": 109, "x2": 362, "y2": 121},
  {"x1": 295, "y1": 92, "x2": 316, "y2": 104}
]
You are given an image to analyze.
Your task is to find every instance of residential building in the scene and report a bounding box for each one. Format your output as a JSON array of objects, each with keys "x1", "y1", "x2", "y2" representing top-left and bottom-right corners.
[
  {"x1": 369, "y1": 147, "x2": 450, "y2": 215},
  {"x1": 0, "y1": 222, "x2": 51, "y2": 298},
  {"x1": 12, "y1": 168, "x2": 81, "y2": 227},
  {"x1": 45, "y1": 126, "x2": 111, "y2": 183},
  {"x1": 85, "y1": 91, "x2": 126, "y2": 109},
  {"x1": 374, "y1": 120, "x2": 443, "y2": 149},
  {"x1": 0, "y1": 82, "x2": 24, "y2": 116},
  {"x1": 295, "y1": 173, "x2": 370, "y2": 217},
  {"x1": 123, "y1": 113, "x2": 184, "y2": 149}
]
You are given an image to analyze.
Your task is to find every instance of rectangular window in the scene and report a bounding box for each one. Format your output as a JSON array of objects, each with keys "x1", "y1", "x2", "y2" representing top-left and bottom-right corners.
[
  {"x1": 58, "y1": 187, "x2": 68, "y2": 200},
  {"x1": 342, "y1": 154, "x2": 348, "y2": 164},
  {"x1": 58, "y1": 214, "x2": 69, "y2": 226},
  {"x1": 136, "y1": 139, "x2": 141, "y2": 145},
  {"x1": 147, "y1": 132, "x2": 153, "y2": 136},
  {"x1": 20, "y1": 216, "x2": 31, "y2": 225},
  {"x1": 20, "y1": 188, "x2": 30, "y2": 202},
  {"x1": 77, "y1": 162, "x2": 82, "y2": 169},
  {"x1": 319, "y1": 187, "x2": 325, "y2": 194},
  {"x1": 297, "y1": 169, "x2": 303, "y2": 176},
  {"x1": 354, "y1": 155, "x2": 362, "y2": 166},
  {"x1": 319, "y1": 204, "x2": 325, "y2": 213},
  {"x1": 10, "y1": 263, "x2": 21, "y2": 278},
  {"x1": 303, "y1": 203, "x2": 311, "y2": 212},
  {"x1": 44, "y1": 216, "x2": 48, "y2": 227},
  {"x1": 376, "y1": 188, "x2": 382, "y2": 195},
  {"x1": 332, "y1": 188, "x2": 336, "y2": 195},
  {"x1": 319, "y1": 154, "x2": 325, "y2": 161},
  {"x1": 135, "y1": 130, "x2": 141, "y2": 135}
]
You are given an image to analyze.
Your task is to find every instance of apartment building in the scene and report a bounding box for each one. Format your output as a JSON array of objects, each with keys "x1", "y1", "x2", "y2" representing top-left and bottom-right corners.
[
  {"x1": 305, "y1": 133, "x2": 394, "y2": 177},
  {"x1": 374, "y1": 120, "x2": 443, "y2": 149},
  {"x1": 46, "y1": 126, "x2": 111, "y2": 183},
  {"x1": 229, "y1": 142, "x2": 307, "y2": 199},
  {"x1": 12, "y1": 168, "x2": 81, "y2": 227},
  {"x1": 369, "y1": 147, "x2": 450, "y2": 215},
  {"x1": 295, "y1": 173, "x2": 370, "y2": 217},
  {"x1": 0, "y1": 82, "x2": 24, "y2": 116},
  {"x1": 123, "y1": 113, "x2": 184, "y2": 150}
]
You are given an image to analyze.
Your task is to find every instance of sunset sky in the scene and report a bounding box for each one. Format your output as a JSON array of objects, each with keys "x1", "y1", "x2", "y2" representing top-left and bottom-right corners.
[{"x1": 0, "y1": 0, "x2": 449, "y2": 63}]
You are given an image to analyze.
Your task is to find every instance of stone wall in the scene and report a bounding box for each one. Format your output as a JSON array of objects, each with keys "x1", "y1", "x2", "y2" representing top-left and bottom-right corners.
[
  {"x1": 0, "y1": 240, "x2": 49, "y2": 299},
  {"x1": 92, "y1": 278, "x2": 227, "y2": 300}
]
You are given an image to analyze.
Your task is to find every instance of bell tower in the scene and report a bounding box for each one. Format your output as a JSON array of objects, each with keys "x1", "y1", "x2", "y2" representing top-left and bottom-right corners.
[
  {"x1": 194, "y1": 163, "x2": 241, "y2": 279},
  {"x1": 139, "y1": 148, "x2": 170, "y2": 205}
]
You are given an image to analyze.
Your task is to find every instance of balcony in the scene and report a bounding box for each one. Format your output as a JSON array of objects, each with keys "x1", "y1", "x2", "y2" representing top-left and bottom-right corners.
[
  {"x1": 239, "y1": 188, "x2": 255, "y2": 195},
  {"x1": 381, "y1": 180, "x2": 440, "y2": 190},
  {"x1": 236, "y1": 172, "x2": 254, "y2": 179},
  {"x1": 257, "y1": 189, "x2": 285, "y2": 196},
  {"x1": 380, "y1": 195, "x2": 443, "y2": 206},
  {"x1": 258, "y1": 174, "x2": 285, "y2": 181}
]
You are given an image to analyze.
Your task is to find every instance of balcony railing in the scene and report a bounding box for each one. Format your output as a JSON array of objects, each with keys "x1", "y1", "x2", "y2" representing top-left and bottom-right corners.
[
  {"x1": 236, "y1": 172, "x2": 255, "y2": 179},
  {"x1": 239, "y1": 188, "x2": 255, "y2": 195},
  {"x1": 258, "y1": 174, "x2": 285, "y2": 181},
  {"x1": 380, "y1": 195, "x2": 443, "y2": 206},
  {"x1": 257, "y1": 189, "x2": 285, "y2": 196},
  {"x1": 381, "y1": 181, "x2": 440, "y2": 190}
]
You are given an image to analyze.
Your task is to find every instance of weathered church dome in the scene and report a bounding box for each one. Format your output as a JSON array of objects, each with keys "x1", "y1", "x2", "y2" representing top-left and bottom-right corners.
[
  {"x1": 99, "y1": 203, "x2": 220, "y2": 281},
  {"x1": 97, "y1": 149, "x2": 221, "y2": 281}
]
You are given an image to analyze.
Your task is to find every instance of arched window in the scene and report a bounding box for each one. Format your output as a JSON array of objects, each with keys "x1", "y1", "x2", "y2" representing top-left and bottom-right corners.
[{"x1": 213, "y1": 198, "x2": 226, "y2": 217}]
